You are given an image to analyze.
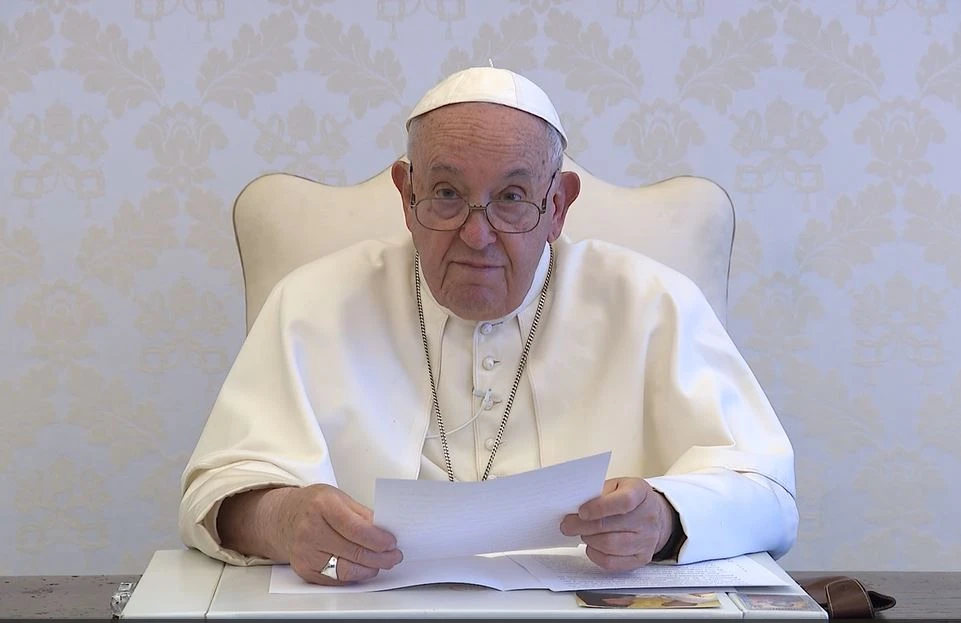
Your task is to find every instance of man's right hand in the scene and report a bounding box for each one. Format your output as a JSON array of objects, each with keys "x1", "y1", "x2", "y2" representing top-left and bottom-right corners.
[
  {"x1": 217, "y1": 484, "x2": 403, "y2": 585},
  {"x1": 278, "y1": 484, "x2": 403, "y2": 584}
]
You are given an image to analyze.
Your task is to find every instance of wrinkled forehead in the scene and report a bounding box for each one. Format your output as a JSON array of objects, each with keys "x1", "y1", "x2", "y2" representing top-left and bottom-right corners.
[
  {"x1": 419, "y1": 161, "x2": 540, "y2": 186},
  {"x1": 409, "y1": 102, "x2": 553, "y2": 163}
]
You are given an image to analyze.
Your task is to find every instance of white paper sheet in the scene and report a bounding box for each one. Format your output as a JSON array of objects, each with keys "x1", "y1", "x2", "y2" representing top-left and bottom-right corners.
[
  {"x1": 268, "y1": 547, "x2": 790, "y2": 594},
  {"x1": 509, "y1": 547, "x2": 790, "y2": 591},
  {"x1": 372, "y1": 451, "x2": 611, "y2": 562},
  {"x1": 269, "y1": 554, "x2": 541, "y2": 594}
]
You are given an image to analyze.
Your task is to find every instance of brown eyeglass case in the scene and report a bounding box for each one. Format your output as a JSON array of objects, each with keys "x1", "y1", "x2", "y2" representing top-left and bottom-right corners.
[{"x1": 800, "y1": 575, "x2": 897, "y2": 619}]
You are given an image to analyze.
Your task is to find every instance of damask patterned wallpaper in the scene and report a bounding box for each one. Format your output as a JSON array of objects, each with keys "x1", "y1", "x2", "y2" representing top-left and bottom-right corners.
[{"x1": 1, "y1": 0, "x2": 959, "y2": 575}]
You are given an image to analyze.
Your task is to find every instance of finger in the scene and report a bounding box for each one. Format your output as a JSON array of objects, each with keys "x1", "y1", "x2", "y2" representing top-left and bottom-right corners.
[
  {"x1": 324, "y1": 555, "x2": 381, "y2": 584},
  {"x1": 318, "y1": 520, "x2": 404, "y2": 570},
  {"x1": 578, "y1": 479, "x2": 651, "y2": 521},
  {"x1": 561, "y1": 511, "x2": 636, "y2": 537},
  {"x1": 343, "y1": 495, "x2": 375, "y2": 522},
  {"x1": 292, "y1": 555, "x2": 380, "y2": 586},
  {"x1": 581, "y1": 531, "x2": 651, "y2": 557},
  {"x1": 585, "y1": 545, "x2": 649, "y2": 572},
  {"x1": 326, "y1": 500, "x2": 399, "y2": 553},
  {"x1": 600, "y1": 479, "x2": 621, "y2": 495},
  {"x1": 559, "y1": 512, "x2": 579, "y2": 536}
]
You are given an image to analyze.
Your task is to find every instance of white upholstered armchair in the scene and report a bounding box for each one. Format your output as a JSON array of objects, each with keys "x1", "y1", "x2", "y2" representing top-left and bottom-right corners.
[{"x1": 232, "y1": 156, "x2": 735, "y2": 333}]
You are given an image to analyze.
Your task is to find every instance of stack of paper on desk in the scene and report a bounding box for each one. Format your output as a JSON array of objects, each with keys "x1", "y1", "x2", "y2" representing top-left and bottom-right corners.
[
  {"x1": 269, "y1": 452, "x2": 787, "y2": 595},
  {"x1": 269, "y1": 547, "x2": 790, "y2": 594}
]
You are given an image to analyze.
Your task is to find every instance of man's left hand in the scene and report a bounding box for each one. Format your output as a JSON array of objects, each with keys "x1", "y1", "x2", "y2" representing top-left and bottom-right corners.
[{"x1": 560, "y1": 477, "x2": 676, "y2": 571}]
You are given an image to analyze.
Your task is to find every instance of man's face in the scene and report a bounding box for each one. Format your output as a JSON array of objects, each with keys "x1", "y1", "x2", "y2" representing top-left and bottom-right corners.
[{"x1": 392, "y1": 102, "x2": 577, "y2": 321}]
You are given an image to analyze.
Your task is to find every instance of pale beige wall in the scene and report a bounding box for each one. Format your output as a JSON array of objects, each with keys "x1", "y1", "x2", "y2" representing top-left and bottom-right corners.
[{"x1": 1, "y1": 0, "x2": 959, "y2": 574}]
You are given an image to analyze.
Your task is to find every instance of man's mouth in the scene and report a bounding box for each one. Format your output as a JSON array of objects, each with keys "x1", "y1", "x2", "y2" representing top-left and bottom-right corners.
[{"x1": 452, "y1": 260, "x2": 500, "y2": 270}]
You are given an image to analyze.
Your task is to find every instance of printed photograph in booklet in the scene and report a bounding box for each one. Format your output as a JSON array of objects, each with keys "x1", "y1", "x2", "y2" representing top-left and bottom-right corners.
[
  {"x1": 731, "y1": 591, "x2": 827, "y2": 618},
  {"x1": 576, "y1": 590, "x2": 722, "y2": 609}
]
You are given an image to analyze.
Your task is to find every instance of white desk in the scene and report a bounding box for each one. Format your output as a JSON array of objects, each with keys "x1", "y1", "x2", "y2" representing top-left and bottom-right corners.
[{"x1": 120, "y1": 549, "x2": 825, "y2": 619}]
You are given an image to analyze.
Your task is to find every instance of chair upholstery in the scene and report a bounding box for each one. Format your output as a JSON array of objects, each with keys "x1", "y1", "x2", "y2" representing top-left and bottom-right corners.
[{"x1": 232, "y1": 156, "x2": 734, "y2": 333}]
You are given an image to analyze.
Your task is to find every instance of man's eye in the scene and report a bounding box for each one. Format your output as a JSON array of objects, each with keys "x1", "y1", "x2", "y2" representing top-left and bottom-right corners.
[
  {"x1": 500, "y1": 192, "x2": 524, "y2": 202},
  {"x1": 435, "y1": 188, "x2": 459, "y2": 199}
]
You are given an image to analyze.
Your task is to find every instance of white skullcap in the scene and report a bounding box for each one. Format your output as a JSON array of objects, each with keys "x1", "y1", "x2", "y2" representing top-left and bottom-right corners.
[{"x1": 406, "y1": 66, "x2": 568, "y2": 148}]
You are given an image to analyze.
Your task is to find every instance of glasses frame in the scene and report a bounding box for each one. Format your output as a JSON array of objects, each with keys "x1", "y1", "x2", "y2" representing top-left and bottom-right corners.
[{"x1": 407, "y1": 164, "x2": 559, "y2": 234}]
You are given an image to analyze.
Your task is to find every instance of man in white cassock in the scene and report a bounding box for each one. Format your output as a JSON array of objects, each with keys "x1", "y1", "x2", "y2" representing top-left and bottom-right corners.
[{"x1": 179, "y1": 66, "x2": 798, "y2": 586}]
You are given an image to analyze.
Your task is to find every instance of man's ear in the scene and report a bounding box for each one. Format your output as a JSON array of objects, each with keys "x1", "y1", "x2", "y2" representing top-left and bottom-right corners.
[
  {"x1": 391, "y1": 160, "x2": 415, "y2": 232},
  {"x1": 548, "y1": 171, "x2": 580, "y2": 243}
]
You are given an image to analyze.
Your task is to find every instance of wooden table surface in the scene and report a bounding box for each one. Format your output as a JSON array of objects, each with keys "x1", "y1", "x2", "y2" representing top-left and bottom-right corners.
[{"x1": 3, "y1": 571, "x2": 959, "y2": 619}]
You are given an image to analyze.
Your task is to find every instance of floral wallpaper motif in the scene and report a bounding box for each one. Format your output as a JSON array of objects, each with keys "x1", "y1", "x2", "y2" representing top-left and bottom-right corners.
[{"x1": 1, "y1": 0, "x2": 959, "y2": 574}]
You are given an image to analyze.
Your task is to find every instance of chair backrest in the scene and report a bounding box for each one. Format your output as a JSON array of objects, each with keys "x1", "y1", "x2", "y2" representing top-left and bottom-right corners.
[{"x1": 232, "y1": 156, "x2": 734, "y2": 333}]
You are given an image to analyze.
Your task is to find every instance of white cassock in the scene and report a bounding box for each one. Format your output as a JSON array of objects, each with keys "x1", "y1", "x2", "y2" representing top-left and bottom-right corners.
[{"x1": 179, "y1": 236, "x2": 798, "y2": 567}]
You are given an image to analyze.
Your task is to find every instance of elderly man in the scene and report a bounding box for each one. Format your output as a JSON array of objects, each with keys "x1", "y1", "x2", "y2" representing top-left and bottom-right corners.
[{"x1": 179, "y1": 67, "x2": 798, "y2": 586}]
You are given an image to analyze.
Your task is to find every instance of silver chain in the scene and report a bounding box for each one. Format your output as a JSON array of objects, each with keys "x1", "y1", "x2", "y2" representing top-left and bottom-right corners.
[{"x1": 415, "y1": 245, "x2": 555, "y2": 482}]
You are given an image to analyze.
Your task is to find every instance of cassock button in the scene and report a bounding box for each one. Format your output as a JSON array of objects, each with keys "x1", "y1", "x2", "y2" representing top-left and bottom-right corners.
[
  {"x1": 480, "y1": 323, "x2": 493, "y2": 335},
  {"x1": 484, "y1": 438, "x2": 495, "y2": 451},
  {"x1": 482, "y1": 356, "x2": 496, "y2": 370}
]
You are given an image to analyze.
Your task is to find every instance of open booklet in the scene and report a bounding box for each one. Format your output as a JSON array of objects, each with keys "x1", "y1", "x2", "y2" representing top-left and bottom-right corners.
[{"x1": 269, "y1": 546, "x2": 790, "y2": 594}]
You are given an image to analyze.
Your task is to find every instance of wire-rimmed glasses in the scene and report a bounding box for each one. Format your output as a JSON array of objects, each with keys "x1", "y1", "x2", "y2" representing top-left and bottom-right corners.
[{"x1": 408, "y1": 164, "x2": 558, "y2": 234}]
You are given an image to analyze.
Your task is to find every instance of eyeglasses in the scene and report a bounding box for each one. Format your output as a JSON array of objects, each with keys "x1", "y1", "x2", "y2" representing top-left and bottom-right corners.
[{"x1": 408, "y1": 164, "x2": 559, "y2": 234}]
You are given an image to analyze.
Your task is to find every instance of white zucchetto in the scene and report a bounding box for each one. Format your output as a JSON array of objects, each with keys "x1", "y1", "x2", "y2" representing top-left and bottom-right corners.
[{"x1": 406, "y1": 67, "x2": 568, "y2": 148}]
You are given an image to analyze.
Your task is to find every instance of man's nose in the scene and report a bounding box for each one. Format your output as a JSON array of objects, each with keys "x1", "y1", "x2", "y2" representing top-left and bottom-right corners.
[{"x1": 459, "y1": 206, "x2": 497, "y2": 249}]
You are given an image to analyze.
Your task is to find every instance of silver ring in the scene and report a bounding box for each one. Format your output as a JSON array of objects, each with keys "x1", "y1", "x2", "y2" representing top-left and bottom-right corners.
[{"x1": 320, "y1": 555, "x2": 339, "y2": 581}]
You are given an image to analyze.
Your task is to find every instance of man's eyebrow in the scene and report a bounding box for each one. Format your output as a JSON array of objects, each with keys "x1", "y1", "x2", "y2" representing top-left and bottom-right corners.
[
  {"x1": 425, "y1": 164, "x2": 534, "y2": 180},
  {"x1": 427, "y1": 163, "x2": 462, "y2": 176},
  {"x1": 503, "y1": 167, "x2": 534, "y2": 180}
]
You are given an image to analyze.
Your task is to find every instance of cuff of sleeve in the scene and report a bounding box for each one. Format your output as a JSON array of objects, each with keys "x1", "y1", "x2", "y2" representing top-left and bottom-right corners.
[
  {"x1": 180, "y1": 463, "x2": 307, "y2": 566},
  {"x1": 651, "y1": 502, "x2": 685, "y2": 562},
  {"x1": 647, "y1": 469, "x2": 798, "y2": 564}
]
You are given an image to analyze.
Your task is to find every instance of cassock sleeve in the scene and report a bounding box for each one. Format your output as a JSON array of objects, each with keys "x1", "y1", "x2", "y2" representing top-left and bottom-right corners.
[
  {"x1": 178, "y1": 278, "x2": 337, "y2": 566},
  {"x1": 641, "y1": 272, "x2": 799, "y2": 564}
]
